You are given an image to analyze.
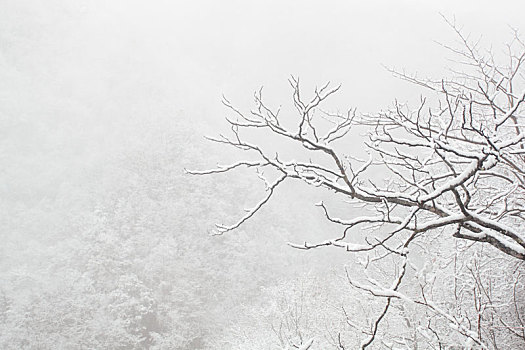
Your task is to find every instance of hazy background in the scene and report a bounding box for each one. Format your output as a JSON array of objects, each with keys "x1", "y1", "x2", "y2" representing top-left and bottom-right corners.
[
  {"x1": 2, "y1": 0, "x2": 525, "y2": 349},
  {"x1": 3, "y1": 0, "x2": 524, "y2": 201},
  {"x1": 3, "y1": 0, "x2": 525, "y2": 191}
]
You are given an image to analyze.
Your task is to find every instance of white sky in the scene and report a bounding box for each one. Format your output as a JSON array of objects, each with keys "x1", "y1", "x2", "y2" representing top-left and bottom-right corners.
[
  {"x1": 5, "y1": 0, "x2": 525, "y2": 115},
  {"x1": 2, "y1": 0, "x2": 525, "y2": 201}
]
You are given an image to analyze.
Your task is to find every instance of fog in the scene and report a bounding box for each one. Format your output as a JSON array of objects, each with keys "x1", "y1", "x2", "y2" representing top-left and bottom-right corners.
[{"x1": 2, "y1": 1, "x2": 525, "y2": 349}]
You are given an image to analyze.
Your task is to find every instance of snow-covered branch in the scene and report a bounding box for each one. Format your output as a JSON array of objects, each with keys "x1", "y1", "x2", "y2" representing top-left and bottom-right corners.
[{"x1": 191, "y1": 25, "x2": 525, "y2": 349}]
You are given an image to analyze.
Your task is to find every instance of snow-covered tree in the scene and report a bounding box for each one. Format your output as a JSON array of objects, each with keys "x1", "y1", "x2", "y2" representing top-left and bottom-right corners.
[{"x1": 190, "y1": 21, "x2": 525, "y2": 349}]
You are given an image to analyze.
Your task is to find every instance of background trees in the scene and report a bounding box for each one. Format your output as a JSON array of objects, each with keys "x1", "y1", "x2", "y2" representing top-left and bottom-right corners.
[
  {"x1": 192, "y1": 21, "x2": 525, "y2": 349},
  {"x1": 0, "y1": 117, "x2": 335, "y2": 349}
]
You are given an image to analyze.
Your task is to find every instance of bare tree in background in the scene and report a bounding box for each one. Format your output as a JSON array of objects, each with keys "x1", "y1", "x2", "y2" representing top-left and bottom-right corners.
[{"x1": 189, "y1": 20, "x2": 525, "y2": 349}]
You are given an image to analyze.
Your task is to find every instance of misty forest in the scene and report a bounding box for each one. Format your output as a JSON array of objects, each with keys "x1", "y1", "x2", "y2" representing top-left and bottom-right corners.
[{"x1": 2, "y1": 1, "x2": 525, "y2": 349}]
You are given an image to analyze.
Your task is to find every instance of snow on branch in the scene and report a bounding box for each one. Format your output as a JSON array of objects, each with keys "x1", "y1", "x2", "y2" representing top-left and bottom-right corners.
[
  {"x1": 213, "y1": 174, "x2": 287, "y2": 235},
  {"x1": 185, "y1": 160, "x2": 269, "y2": 175},
  {"x1": 189, "y1": 23, "x2": 525, "y2": 349},
  {"x1": 191, "y1": 69, "x2": 525, "y2": 259}
]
